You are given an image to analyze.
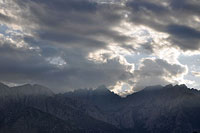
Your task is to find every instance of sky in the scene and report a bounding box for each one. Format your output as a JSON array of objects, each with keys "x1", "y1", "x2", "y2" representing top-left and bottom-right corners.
[{"x1": 0, "y1": 0, "x2": 200, "y2": 95}]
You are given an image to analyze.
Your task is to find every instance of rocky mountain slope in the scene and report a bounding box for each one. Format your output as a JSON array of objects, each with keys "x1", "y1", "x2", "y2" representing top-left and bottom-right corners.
[{"x1": 0, "y1": 83, "x2": 200, "y2": 133}]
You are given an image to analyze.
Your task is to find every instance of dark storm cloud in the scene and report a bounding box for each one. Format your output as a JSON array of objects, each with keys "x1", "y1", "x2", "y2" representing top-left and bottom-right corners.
[
  {"x1": 0, "y1": 42, "x2": 55, "y2": 82},
  {"x1": 12, "y1": 0, "x2": 132, "y2": 53},
  {"x1": 0, "y1": 13, "x2": 12, "y2": 23},
  {"x1": 167, "y1": 25, "x2": 200, "y2": 39},
  {"x1": 170, "y1": 0, "x2": 200, "y2": 14},
  {"x1": 38, "y1": 31, "x2": 106, "y2": 48},
  {"x1": 127, "y1": 1, "x2": 167, "y2": 13},
  {"x1": 126, "y1": 0, "x2": 200, "y2": 51},
  {"x1": 166, "y1": 24, "x2": 200, "y2": 50},
  {"x1": 0, "y1": 40, "x2": 133, "y2": 91}
]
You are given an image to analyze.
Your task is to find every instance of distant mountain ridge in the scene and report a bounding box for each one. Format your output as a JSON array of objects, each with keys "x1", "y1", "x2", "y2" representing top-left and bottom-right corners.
[
  {"x1": 0, "y1": 83, "x2": 200, "y2": 133},
  {"x1": 0, "y1": 83, "x2": 54, "y2": 98}
]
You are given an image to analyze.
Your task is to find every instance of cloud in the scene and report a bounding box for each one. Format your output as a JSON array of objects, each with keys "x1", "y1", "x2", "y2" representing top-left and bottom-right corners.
[
  {"x1": 133, "y1": 58, "x2": 187, "y2": 91},
  {"x1": 0, "y1": 13, "x2": 12, "y2": 23},
  {"x1": 192, "y1": 71, "x2": 200, "y2": 77},
  {"x1": 13, "y1": 0, "x2": 127, "y2": 48},
  {"x1": 0, "y1": 0, "x2": 199, "y2": 94},
  {"x1": 167, "y1": 24, "x2": 200, "y2": 39},
  {"x1": 126, "y1": 0, "x2": 200, "y2": 51},
  {"x1": 0, "y1": 30, "x2": 135, "y2": 91},
  {"x1": 127, "y1": 1, "x2": 167, "y2": 13}
]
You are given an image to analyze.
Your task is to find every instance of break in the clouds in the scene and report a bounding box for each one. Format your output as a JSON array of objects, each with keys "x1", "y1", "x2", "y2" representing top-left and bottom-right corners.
[{"x1": 0, "y1": 0, "x2": 200, "y2": 95}]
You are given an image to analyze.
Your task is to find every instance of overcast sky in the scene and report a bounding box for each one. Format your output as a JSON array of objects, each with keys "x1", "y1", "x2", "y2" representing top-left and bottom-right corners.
[{"x1": 0, "y1": 0, "x2": 200, "y2": 95}]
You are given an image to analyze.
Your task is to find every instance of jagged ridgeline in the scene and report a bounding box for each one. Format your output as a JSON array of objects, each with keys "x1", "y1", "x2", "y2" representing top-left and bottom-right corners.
[{"x1": 0, "y1": 83, "x2": 200, "y2": 133}]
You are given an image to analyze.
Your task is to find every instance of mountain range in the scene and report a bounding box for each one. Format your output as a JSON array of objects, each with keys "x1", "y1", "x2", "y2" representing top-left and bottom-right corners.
[{"x1": 0, "y1": 83, "x2": 200, "y2": 133}]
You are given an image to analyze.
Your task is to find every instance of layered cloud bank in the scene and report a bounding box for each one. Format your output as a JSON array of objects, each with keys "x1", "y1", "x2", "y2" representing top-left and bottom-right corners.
[{"x1": 0, "y1": 0, "x2": 200, "y2": 95}]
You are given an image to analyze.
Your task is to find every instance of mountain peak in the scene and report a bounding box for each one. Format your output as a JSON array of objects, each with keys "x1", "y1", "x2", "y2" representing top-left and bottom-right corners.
[
  {"x1": 163, "y1": 84, "x2": 189, "y2": 91},
  {"x1": 11, "y1": 84, "x2": 54, "y2": 96},
  {"x1": 20, "y1": 84, "x2": 32, "y2": 87},
  {"x1": 164, "y1": 84, "x2": 174, "y2": 88},
  {"x1": 0, "y1": 82, "x2": 9, "y2": 88},
  {"x1": 175, "y1": 84, "x2": 187, "y2": 88}
]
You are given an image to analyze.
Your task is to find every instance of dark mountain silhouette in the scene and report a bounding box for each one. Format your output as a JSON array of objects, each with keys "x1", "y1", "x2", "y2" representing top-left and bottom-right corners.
[
  {"x1": 63, "y1": 84, "x2": 200, "y2": 133},
  {"x1": 0, "y1": 82, "x2": 200, "y2": 133}
]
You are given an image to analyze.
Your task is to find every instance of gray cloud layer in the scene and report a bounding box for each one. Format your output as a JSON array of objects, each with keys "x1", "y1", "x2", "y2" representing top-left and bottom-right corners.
[
  {"x1": 0, "y1": 0, "x2": 199, "y2": 93},
  {"x1": 126, "y1": 0, "x2": 200, "y2": 51}
]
